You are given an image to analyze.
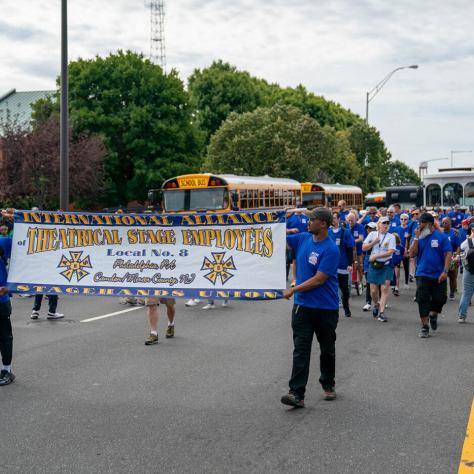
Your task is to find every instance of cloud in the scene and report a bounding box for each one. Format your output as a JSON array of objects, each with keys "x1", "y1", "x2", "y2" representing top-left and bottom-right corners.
[
  {"x1": 0, "y1": 0, "x2": 473, "y2": 170},
  {"x1": 0, "y1": 20, "x2": 49, "y2": 41}
]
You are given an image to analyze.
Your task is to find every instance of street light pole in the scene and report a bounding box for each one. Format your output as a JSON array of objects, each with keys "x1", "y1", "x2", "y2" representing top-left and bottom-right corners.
[
  {"x1": 60, "y1": 0, "x2": 69, "y2": 211},
  {"x1": 365, "y1": 65, "x2": 418, "y2": 124},
  {"x1": 450, "y1": 150, "x2": 472, "y2": 168}
]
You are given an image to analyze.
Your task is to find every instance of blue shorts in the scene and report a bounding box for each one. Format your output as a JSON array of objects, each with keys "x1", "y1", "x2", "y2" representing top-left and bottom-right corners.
[{"x1": 367, "y1": 264, "x2": 393, "y2": 285}]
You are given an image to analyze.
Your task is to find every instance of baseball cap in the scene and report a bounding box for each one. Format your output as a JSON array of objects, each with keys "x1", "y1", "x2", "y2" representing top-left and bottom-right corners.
[
  {"x1": 367, "y1": 222, "x2": 377, "y2": 229},
  {"x1": 379, "y1": 216, "x2": 390, "y2": 223},
  {"x1": 419, "y1": 212, "x2": 435, "y2": 224},
  {"x1": 307, "y1": 207, "x2": 332, "y2": 227}
]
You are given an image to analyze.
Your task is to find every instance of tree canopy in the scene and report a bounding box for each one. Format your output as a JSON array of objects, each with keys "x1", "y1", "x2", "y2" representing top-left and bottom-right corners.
[
  {"x1": 33, "y1": 51, "x2": 204, "y2": 204},
  {"x1": 203, "y1": 104, "x2": 360, "y2": 183},
  {"x1": 0, "y1": 117, "x2": 105, "y2": 209}
]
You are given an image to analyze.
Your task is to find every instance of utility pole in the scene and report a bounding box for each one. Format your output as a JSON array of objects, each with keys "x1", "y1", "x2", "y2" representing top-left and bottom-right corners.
[
  {"x1": 150, "y1": 0, "x2": 166, "y2": 72},
  {"x1": 60, "y1": 0, "x2": 69, "y2": 210}
]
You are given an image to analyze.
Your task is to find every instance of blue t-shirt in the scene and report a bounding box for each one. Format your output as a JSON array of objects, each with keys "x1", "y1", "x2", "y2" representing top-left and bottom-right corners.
[
  {"x1": 391, "y1": 244, "x2": 405, "y2": 267},
  {"x1": 448, "y1": 211, "x2": 464, "y2": 228},
  {"x1": 351, "y1": 223, "x2": 366, "y2": 256},
  {"x1": 296, "y1": 214, "x2": 309, "y2": 233},
  {"x1": 443, "y1": 228, "x2": 460, "y2": 251},
  {"x1": 328, "y1": 227, "x2": 355, "y2": 270},
  {"x1": 287, "y1": 214, "x2": 300, "y2": 230},
  {"x1": 362, "y1": 215, "x2": 379, "y2": 226},
  {"x1": 415, "y1": 230, "x2": 452, "y2": 279},
  {"x1": 287, "y1": 233, "x2": 340, "y2": 310},
  {"x1": 0, "y1": 237, "x2": 12, "y2": 303},
  {"x1": 408, "y1": 219, "x2": 419, "y2": 236},
  {"x1": 339, "y1": 210, "x2": 350, "y2": 222},
  {"x1": 394, "y1": 225, "x2": 410, "y2": 249}
]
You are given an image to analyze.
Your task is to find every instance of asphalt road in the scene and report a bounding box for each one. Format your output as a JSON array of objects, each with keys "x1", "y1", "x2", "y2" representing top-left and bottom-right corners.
[{"x1": 1, "y1": 283, "x2": 473, "y2": 474}]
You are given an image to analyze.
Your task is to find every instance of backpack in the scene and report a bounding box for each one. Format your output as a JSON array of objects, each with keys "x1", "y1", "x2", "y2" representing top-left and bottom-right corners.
[{"x1": 466, "y1": 239, "x2": 474, "y2": 274}]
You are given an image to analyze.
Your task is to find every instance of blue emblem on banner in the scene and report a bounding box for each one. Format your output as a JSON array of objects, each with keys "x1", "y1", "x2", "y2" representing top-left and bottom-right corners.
[
  {"x1": 200, "y1": 252, "x2": 237, "y2": 285},
  {"x1": 57, "y1": 251, "x2": 92, "y2": 282}
]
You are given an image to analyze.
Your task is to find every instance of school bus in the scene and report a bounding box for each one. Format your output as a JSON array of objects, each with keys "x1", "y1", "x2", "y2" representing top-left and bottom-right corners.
[
  {"x1": 301, "y1": 183, "x2": 363, "y2": 209},
  {"x1": 149, "y1": 174, "x2": 301, "y2": 213}
]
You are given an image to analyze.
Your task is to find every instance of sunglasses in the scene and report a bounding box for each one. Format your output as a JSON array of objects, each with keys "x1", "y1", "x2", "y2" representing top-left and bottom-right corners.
[
  {"x1": 400, "y1": 218, "x2": 408, "y2": 221},
  {"x1": 380, "y1": 222, "x2": 389, "y2": 225}
]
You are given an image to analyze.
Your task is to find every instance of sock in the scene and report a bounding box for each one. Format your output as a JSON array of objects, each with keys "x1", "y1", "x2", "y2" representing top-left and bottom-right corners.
[
  {"x1": 150, "y1": 330, "x2": 158, "y2": 336},
  {"x1": 168, "y1": 322, "x2": 174, "y2": 327},
  {"x1": 2, "y1": 365, "x2": 11, "y2": 373}
]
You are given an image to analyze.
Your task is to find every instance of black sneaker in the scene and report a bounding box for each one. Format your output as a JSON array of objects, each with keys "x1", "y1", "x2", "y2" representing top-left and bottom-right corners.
[
  {"x1": 0, "y1": 370, "x2": 15, "y2": 386},
  {"x1": 372, "y1": 306, "x2": 379, "y2": 318},
  {"x1": 344, "y1": 311, "x2": 351, "y2": 318},
  {"x1": 281, "y1": 392, "x2": 305, "y2": 408},
  {"x1": 449, "y1": 293, "x2": 455, "y2": 301},
  {"x1": 429, "y1": 314, "x2": 438, "y2": 331},
  {"x1": 377, "y1": 312, "x2": 388, "y2": 322},
  {"x1": 419, "y1": 325, "x2": 430, "y2": 338}
]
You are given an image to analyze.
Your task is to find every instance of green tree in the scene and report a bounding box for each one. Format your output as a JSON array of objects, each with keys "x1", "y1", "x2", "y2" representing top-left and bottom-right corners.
[
  {"x1": 188, "y1": 60, "x2": 265, "y2": 142},
  {"x1": 346, "y1": 122, "x2": 392, "y2": 192},
  {"x1": 382, "y1": 160, "x2": 421, "y2": 187},
  {"x1": 32, "y1": 51, "x2": 203, "y2": 204},
  {"x1": 203, "y1": 104, "x2": 360, "y2": 184}
]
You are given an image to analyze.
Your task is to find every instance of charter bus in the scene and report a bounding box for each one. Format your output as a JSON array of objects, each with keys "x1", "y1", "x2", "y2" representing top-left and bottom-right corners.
[
  {"x1": 364, "y1": 191, "x2": 386, "y2": 208},
  {"x1": 148, "y1": 174, "x2": 301, "y2": 213},
  {"x1": 300, "y1": 183, "x2": 363, "y2": 209},
  {"x1": 385, "y1": 185, "x2": 423, "y2": 209},
  {"x1": 423, "y1": 169, "x2": 474, "y2": 208}
]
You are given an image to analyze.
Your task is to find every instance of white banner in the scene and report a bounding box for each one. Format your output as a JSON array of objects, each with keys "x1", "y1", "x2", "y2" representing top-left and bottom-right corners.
[{"x1": 7, "y1": 210, "x2": 286, "y2": 300}]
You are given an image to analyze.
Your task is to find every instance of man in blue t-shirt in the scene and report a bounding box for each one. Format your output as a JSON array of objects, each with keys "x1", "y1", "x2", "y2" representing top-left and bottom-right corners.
[
  {"x1": 0, "y1": 211, "x2": 14, "y2": 386},
  {"x1": 410, "y1": 213, "x2": 452, "y2": 338},
  {"x1": 329, "y1": 212, "x2": 355, "y2": 317},
  {"x1": 448, "y1": 204, "x2": 464, "y2": 229},
  {"x1": 441, "y1": 216, "x2": 461, "y2": 300},
  {"x1": 281, "y1": 207, "x2": 340, "y2": 407}
]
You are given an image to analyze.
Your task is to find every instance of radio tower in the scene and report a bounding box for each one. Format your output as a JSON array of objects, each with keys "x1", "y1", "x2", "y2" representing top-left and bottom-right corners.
[{"x1": 149, "y1": 0, "x2": 166, "y2": 72}]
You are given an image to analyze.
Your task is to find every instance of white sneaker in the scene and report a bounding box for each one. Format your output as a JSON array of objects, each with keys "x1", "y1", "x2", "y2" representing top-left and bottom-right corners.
[
  {"x1": 185, "y1": 299, "x2": 200, "y2": 307},
  {"x1": 403, "y1": 284, "x2": 409, "y2": 289},
  {"x1": 47, "y1": 312, "x2": 64, "y2": 320},
  {"x1": 458, "y1": 316, "x2": 466, "y2": 323},
  {"x1": 362, "y1": 303, "x2": 371, "y2": 311},
  {"x1": 18, "y1": 293, "x2": 32, "y2": 298},
  {"x1": 202, "y1": 304, "x2": 215, "y2": 310},
  {"x1": 30, "y1": 310, "x2": 39, "y2": 320},
  {"x1": 221, "y1": 302, "x2": 228, "y2": 308}
]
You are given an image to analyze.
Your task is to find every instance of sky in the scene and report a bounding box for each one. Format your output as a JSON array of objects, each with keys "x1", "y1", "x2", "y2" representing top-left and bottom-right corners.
[{"x1": 1, "y1": 0, "x2": 473, "y2": 173}]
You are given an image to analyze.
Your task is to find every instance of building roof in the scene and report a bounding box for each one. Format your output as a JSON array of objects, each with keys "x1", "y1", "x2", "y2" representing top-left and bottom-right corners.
[{"x1": 0, "y1": 89, "x2": 55, "y2": 129}]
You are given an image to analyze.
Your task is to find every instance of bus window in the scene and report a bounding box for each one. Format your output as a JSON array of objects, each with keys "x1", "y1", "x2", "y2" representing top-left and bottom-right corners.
[
  {"x1": 465, "y1": 182, "x2": 474, "y2": 206},
  {"x1": 239, "y1": 190, "x2": 247, "y2": 209},
  {"x1": 443, "y1": 183, "x2": 463, "y2": 207},
  {"x1": 426, "y1": 184, "x2": 441, "y2": 206},
  {"x1": 163, "y1": 188, "x2": 226, "y2": 212}
]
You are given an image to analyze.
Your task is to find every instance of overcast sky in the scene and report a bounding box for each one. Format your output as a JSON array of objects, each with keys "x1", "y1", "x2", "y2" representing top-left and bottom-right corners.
[{"x1": 1, "y1": 0, "x2": 473, "y2": 172}]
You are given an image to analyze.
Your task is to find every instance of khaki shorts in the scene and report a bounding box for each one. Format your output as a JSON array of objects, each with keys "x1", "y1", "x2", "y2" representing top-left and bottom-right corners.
[{"x1": 145, "y1": 297, "x2": 176, "y2": 307}]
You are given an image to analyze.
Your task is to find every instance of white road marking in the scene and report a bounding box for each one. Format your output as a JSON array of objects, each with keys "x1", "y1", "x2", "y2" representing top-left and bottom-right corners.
[{"x1": 80, "y1": 306, "x2": 142, "y2": 323}]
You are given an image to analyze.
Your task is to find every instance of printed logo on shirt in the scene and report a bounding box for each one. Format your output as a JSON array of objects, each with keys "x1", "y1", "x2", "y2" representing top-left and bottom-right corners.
[
  {"x1": 336, "y1": 238, "x2": 341, "y2": 246},
  {"x1": 404, "y1": 232, "x2": 409, "y2": 238},
  {"x1": 383, "y1": 242, "x2": 389, "y2": 248},
  {"x1": 308, "y1": 252, "x2": 319, "y2": 266},
  {"x1": 431, "y1": 239, "x2": 439, "y2": 248},
  {"x1": 354, "y1": 231, "x2": 359, "y2": 237}
]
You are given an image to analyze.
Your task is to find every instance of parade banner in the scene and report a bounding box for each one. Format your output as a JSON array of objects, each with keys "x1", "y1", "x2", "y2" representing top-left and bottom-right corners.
[{"x1": 7, "y1": 210, "x2": 286, "y2": 300}]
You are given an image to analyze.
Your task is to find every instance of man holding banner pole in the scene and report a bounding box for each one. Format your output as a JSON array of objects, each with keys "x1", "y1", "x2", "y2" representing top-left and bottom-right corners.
[
  {"x1": 281, "y1": 208, "x2": 340, "y2": 408},
  {"x1": 0, "y1": 209, "x2": 14, "y2": 386}
]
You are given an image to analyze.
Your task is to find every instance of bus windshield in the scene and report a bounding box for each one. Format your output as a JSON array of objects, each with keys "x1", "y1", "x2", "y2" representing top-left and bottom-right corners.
[
  {"x1": 302, "y1": 192, "x2": 324, "y2": 207},
  {"x1": 163, "y1": 188, "x2": 227, "y2": 212}
]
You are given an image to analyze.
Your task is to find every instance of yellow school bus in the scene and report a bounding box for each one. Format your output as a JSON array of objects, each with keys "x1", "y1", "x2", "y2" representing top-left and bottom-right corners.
[
  {"x1": 301, "y1": 183, "x2": 363, "y2": 209},
  {"x1": 149, "y1": 174, "x2": 301, "y2": 213}
]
